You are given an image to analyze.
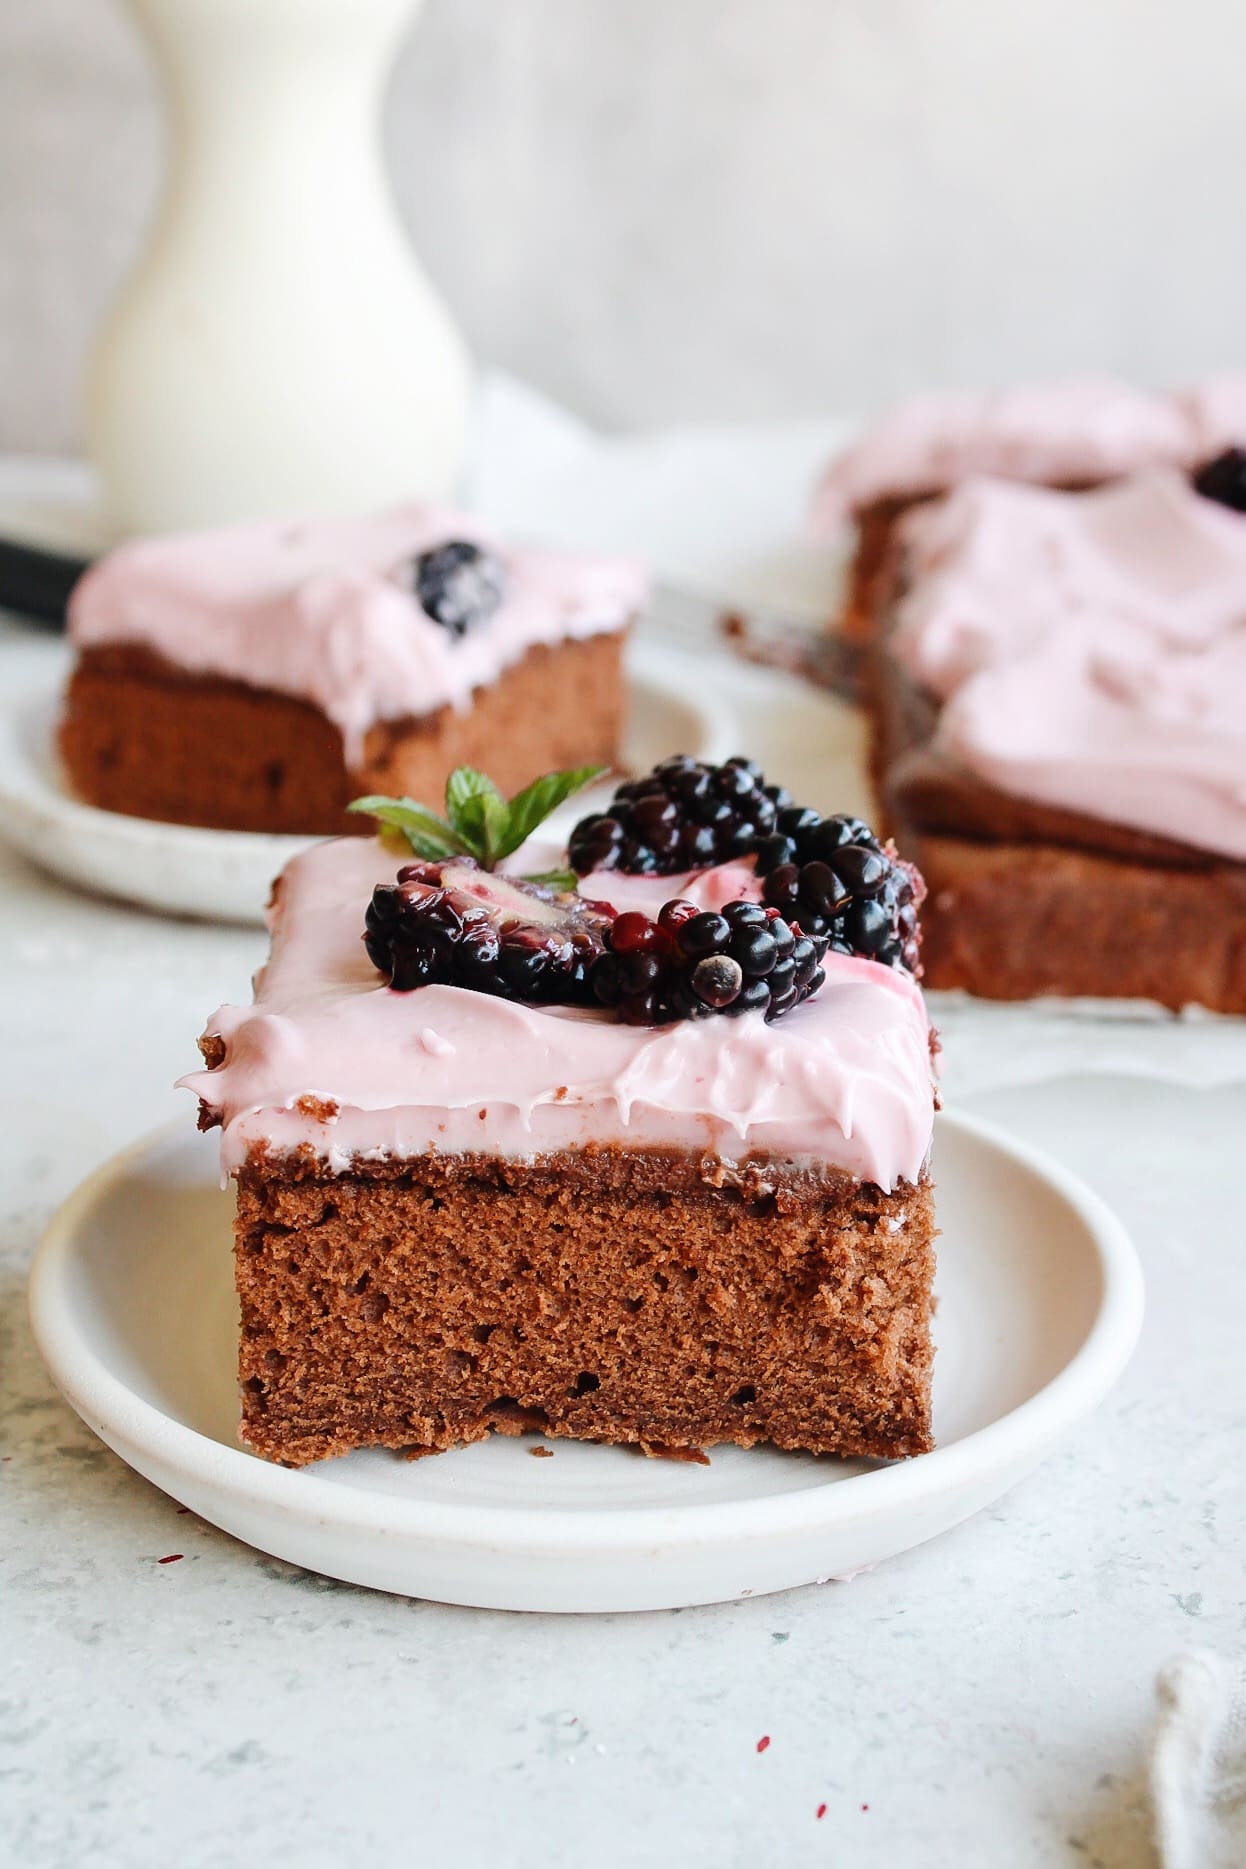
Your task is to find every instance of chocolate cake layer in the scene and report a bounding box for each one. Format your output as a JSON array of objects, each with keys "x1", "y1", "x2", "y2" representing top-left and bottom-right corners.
[
  {"x1": 913, "y1": 834, "x2": 1246, "y2": 1008},
  {"x1": 59, "y1": 632, "x2": 625, "y2": 835},
  {"x1": 234, "y1": 1148, "x2": 936, "y2": 1468}
]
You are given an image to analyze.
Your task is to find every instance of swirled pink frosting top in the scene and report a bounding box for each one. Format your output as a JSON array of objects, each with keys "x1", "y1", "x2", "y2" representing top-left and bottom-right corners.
[
  {"x1": 814, "y1": 374, "x2": 1246, "y2": 534},
  {"x1": 69, "y1": 505, "x2": 646, "y2": 764},
  {"x1": 890, "y1": 469, "x2": 1246, "y2": 861},
  {"x1": 181, "y1": 839, "x2": 936, "y2": 1193}
]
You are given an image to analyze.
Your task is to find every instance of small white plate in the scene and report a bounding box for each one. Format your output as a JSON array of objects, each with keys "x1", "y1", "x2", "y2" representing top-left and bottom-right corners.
[
  {"x1": 0, "y1": 634, "x2": 731, "y2": 925},
  {"x1": 29, "y1": 1111, "x2": 1143, "y2": 1614}
]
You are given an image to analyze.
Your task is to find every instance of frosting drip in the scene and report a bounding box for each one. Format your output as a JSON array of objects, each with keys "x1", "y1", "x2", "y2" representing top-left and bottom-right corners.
[
  {"x1": 69, "y1": 504, "x2": 646, "y2": 764},
  {"x1": 891, "y1": 469, "x2": 1246, "y2": 861},
  {"x1": 814, "y1": 374, "x2": 1246, "y2": 534},
  {"x1": 181, "y1": 838, "x2": 936, "y2": 1192}
]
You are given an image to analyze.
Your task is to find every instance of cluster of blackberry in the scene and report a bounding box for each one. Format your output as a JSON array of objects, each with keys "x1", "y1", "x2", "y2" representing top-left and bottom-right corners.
[
  {"x1": 590, "y1": 899, "x2": 825, "y2": 1026},
  {"x1": 569, "y1": 758, "x2": 922, "y2": 977},
  {"x1": 365, "y1": 859, "x2": 611, "y2": 1001},
  {"x1": 401, "y1": 539, "x2": 508, "y2": 636},
  {"x1": 753, "y1": 808, "x2": 923, "y2": 975},
  {"x1": 568, "y1": 756, "x2": 789, "y2": 877},
  {"x1": 362, "y1": 760, "x2": 923, "y2": 1027}
]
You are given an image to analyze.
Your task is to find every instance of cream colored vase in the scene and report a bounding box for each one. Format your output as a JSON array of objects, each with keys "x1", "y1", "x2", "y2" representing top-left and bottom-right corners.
[{"x1": 87, "y1": 0, "x2": 472, "y2": 535}]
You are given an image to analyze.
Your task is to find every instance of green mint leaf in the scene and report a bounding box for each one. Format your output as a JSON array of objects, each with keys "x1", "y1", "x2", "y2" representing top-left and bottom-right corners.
[
  {"x1": 443, "y1": 767, "x2": 507, "y2": 862},
  {"x1": 492, "y1": 764, "x2": 607, "y2": 862},
  {"x1": 445, "y1": 768, "x2": 503, "y2": 832},
  {"x1": 350, "y1": 764, "x2": 606, "y2": 873},
  {"x1": 346, "y1": 795, "x2": 465, "y2": 860},
  {"x1": 456, "y1": 788, "x2": 511, "y2": 866},
  {"x1": 522, "y1": 868, "x2": 578, "y2": 892}
]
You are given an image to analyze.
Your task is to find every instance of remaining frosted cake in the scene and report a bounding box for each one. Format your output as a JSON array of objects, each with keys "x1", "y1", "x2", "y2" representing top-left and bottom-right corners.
[
  {"x1": 815, "y1": 374, "x2": 1246, "y2": 643},
  {"x1": 60, "y1": 506, "x2": 645, "y2": 833},
  {"x1": 183, "y1": 757, "x2": 937, "y2": 1468},
  {"x1": 868, "y1": 466, "x2": 1246, "y2": 1007}
]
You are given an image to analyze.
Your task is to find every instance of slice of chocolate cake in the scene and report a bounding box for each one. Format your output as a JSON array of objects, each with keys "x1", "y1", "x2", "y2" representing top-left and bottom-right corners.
[
  {"x1": 60, "y1": 506, "x2": 644, "y2": 834},
  {"x1": 182, "y1": 759, "x2": 938, "y2": 1468}
]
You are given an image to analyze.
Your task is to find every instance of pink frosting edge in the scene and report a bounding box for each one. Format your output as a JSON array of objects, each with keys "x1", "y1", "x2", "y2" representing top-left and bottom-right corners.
[
  {"x1": 180, "y1": 837, "x2": 937, "y2": 1194},
  {"x1": 888, "y1": 468, "x2": 1246, "y2": 861},
  {"x1": 812, "y1": 374, "x2": 1246, "y2": 537},
  {"x1": 68, "y1": 503, "x2": 648, "y2": 765}
]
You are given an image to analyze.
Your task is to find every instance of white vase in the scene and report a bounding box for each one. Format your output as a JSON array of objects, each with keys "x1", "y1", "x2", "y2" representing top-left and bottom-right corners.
[{"x1": 87, "y1": 0, "x2": 472, "y2": 536}]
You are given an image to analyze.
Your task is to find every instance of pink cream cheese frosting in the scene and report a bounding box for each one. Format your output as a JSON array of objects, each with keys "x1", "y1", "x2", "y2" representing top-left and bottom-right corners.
[
  {"x1": 890, "y1": 469, "x2": 1246, "y2": 861},
  {"x1": 69, "y1": 505, "x2": 647, "y2": 765},
  {"x1": 180, "y1": 838, "x2": 936, "y2": 1193},
  {"x1": 813, "y1": 374, "x2": 1246, "y2": 535}
]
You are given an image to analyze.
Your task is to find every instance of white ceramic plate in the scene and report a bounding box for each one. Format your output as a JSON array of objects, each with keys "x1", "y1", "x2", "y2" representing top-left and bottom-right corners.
[
  {"x1": 0, "y1": 634, "x2": 731, "y2": 925},
  {"x1": 29, "y1": 1111, "x2": 1143, "y2": 1614}
]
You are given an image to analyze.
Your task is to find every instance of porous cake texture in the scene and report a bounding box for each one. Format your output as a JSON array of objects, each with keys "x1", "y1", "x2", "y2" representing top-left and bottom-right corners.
[{"x1": 234, "y1": 1151, "x2": 935, "y2": 1467}]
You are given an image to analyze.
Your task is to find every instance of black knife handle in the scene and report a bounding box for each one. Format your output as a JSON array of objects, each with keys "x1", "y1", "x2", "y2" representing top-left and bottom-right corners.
[{"x1": 0, "y1": 537, "x2": 93, "y2": 628}]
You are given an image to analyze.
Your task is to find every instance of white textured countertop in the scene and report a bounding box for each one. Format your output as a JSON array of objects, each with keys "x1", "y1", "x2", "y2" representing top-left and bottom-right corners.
[
  {"x1": 2, "y1": 419, "x2": 1245, "y2": 1867},
  {"x1": 6, "y1": 729, "x2": 1246, "y2": 1869}
]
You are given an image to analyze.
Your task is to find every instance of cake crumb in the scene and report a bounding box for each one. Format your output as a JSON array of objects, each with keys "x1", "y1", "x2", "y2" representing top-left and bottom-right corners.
[
  {"x1": 639, "y1": 1440, "x2": 711, "y2": 1466},
  {"x1": 295, "y1": 1095, "x2": 339, "y2": 1123},
  {"x1": 530, "y1": 1445, "x2": 554, "y2": 1458}
]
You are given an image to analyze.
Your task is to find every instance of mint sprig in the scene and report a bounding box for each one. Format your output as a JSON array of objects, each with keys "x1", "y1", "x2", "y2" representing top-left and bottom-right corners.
[{"x1": 348, "y1": 763, "x2": 605, "y2": 876}]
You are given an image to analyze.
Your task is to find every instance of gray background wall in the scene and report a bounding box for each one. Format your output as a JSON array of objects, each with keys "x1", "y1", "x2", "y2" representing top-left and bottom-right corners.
[{"x1": 3, "y1": 0, "x2": 1244, "y2": 452}]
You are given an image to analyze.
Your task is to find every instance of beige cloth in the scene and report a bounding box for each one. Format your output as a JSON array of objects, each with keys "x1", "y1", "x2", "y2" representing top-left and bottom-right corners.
[{"x1": 1152, "y1": 1653, "x2": 1246, "y2": 1869}]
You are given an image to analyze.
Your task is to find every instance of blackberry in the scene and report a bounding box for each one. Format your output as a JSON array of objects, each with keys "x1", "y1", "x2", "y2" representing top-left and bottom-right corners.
[
  {"x1": 568, "y1": 755, "x2": 786, "y2": 876},
  {"x1": 755, "y1": 810, "x2": 925, "y2": 975},
  {"x1": 1192, "y1": 448, "x2": 1246, "y2": 515},
  {"x1": 365, "y1": 858, "x2": 613, "y2": 1002},
  {"x1": 589, "y1": 898, "x2": 826, "y2": 1026},
  {"x1": 400, "y1": 539, "x2": 507, "y2": 635}
]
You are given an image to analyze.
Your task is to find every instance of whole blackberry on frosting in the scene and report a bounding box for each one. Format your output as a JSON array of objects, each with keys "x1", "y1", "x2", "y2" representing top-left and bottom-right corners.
[
  {"x1": 568, "y1": 755, "x2": 789, "y2": 876},
  {"x1": 397, "y1": 538, "x2": 507, "y2": 635},
  {"x1": 754, "y1": 810, "x2": 924, "y2": 975}
]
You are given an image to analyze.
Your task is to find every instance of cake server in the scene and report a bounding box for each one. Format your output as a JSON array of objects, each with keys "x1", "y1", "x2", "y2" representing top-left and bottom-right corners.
[{"x1": 650, "y1": 580, "x2": 866, "y2": 706}]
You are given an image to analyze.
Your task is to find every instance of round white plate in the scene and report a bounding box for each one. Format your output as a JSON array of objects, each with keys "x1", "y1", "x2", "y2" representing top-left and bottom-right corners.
[
  {"x1": 29, "y1": 1111, "x2": 1143, "y2": 1614},
  {"x1": 0, "y1": 633, "x2": 731, "y2": 925}
]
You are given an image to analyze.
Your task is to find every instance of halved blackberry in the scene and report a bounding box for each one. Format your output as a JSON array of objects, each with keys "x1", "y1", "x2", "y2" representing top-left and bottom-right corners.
[
  {"x1": 399, "y1": 540, "x2": 508, "y2": 636},
  {"x1": 589, "y1": 898, "x2": 826, "y2": 1025},
  {"x1": 1192, "y1": 447, "x2": 1246, "y2": 515},
  {"x1": 365, "y1": 858, "x2": 614, "y2": 1001},
  {"x1": 568, "y1": 755, "x2": 790, "y2": 876},
  {"x1": 755, "y1": 811, "x2": 924, "y2": 975}
]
